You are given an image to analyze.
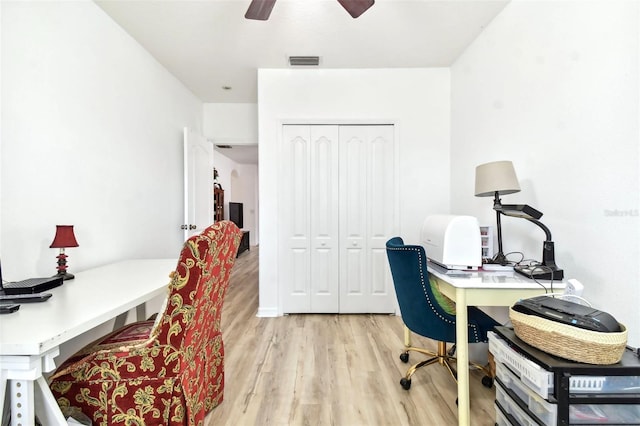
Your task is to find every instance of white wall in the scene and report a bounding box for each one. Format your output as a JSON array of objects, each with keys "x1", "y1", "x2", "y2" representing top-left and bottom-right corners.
[
  {"x1": 257, "y1": 68, "x2": 451, "y2": 316},
  {"x1": 1, "y1": 1, "x2": 203, "y2": 359},
  {"x1": 203, "y1": 103, "x2": 258, "y2": 143},
  {"x1": 451, "y1": 0, "x2": 639, "y2": 345}
]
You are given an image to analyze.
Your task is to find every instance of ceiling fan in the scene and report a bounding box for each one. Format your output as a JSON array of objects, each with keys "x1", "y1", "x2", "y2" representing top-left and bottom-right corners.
[{"x1": 245, "y1": 0, "x2": 375, "y2": 20}]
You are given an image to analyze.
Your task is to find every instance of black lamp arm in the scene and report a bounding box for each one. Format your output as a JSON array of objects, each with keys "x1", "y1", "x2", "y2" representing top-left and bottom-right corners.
[
  {"x1": 526, "y1": 218, "x2": 552, "y2": 241},
  {"x1": 525, "y1": 218, "x2": 559, "y2": 269},
  {"x1": 492, "y1": 201, "x2": 564, "y2": 279}
]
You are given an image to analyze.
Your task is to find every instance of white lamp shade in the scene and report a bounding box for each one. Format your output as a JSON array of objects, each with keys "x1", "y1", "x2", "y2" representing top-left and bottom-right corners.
[{"x1": 475, "y1": 160, "x2": 521, "y2": 197}]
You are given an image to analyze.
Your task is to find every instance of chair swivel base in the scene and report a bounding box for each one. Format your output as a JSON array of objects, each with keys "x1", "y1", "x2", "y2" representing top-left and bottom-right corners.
[{"x1": 399, "y1": 341, "x2": 493, "y2": 391}]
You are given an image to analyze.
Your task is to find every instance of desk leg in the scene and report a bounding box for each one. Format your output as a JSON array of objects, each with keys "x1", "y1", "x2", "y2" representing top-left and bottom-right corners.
[
  {"x1": 9, "y1": 379, "x2": 35, "y2": 426},
  {"x1": 456, "y1": 288, "x2": 470, "y2": 426},
  {"x1": 136, "y1": 303, "x2": 147, "y2": 322},
  {"x1": 113, "y1": 312, "x2": 128, "y2": 330},
  {"x1": 5, "y1": 377, "x2": 66, "y2": 426},
  {"x1": 1, "y1": 349, "x2": 66, "y2": 426},
  {"x1": 34, "y1": 376, "x2": 66, "y2": 425},
  {"x1": 113, "y1": 304, "x2": 148, "y2": 331},
  {"x1": 1, "y1": 368, "x2": 7, "y2": 424}
]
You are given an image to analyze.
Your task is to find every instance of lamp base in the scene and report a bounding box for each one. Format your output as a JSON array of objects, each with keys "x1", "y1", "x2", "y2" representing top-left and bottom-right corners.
[
  {"x1": 55, "y1": 271, "x2": 75, "y2": 281},
  {"x1": 514, "y1": 264, "x2": 564, "y2": 281}
]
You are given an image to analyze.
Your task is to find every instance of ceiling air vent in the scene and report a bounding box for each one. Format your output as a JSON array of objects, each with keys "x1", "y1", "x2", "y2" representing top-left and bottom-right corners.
[
  {"x1": 289, "y1": 56, "x2": 320, "y2": 66},
  {"x1": 216, "y1": 145, "x2": 233, "y2": 149}
]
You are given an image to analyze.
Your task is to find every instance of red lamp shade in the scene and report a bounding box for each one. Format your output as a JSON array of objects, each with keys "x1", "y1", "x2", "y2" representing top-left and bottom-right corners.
[{"x1": 50, "y1": 225, "x2": 79, "y2": 248}]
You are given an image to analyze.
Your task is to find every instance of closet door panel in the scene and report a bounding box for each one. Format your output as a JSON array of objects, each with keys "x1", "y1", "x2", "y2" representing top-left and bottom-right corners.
[
  {"x1": 341, "y1": 130, "x2": 367, "y2": 303},
  {"x1": 339, "y1": 125, "x2": 396, "y2": 313},
  {"x1": 291, "y1": 136, "x2": 310, "y2": 238},
  {"x1": 310, "y1": 247, "x2": 337, "y2": 311},
  {"x1": 371, "y1": 249, "x2": 390, "y2": 294},
  {"x1": 310, "y1": 128, "x2": 338, "y2": 240},
  {"x1": 291, "y1": 248, "x2": 310, "y2": 294},
  {"x1": 369, "y1": 133, "x2": 394, "y2": 237},
  {"x1": 309, "y1": 126, "x2": 340, "y2": 312},
  {"x1": 281, "y1": 125, "x2": 312, "y2": 312},
  {"x1": 368, "y1": 128, "x2": 397, "y2": 303},
  {"x1": 342, "y1": 134, "x2": 367, "y2": 245},
  {"x1": 344, "y1": 246, "x2": 365, "y2": 294}
]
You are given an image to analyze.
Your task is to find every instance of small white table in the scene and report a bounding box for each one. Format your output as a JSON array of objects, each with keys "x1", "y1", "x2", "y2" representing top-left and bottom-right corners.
[
  {"x1": 427, "y1": 262, "x2": 565, "y2": 426},
  {"x1": 0, "y1": 259, "x2": 176, "y2": 426}
]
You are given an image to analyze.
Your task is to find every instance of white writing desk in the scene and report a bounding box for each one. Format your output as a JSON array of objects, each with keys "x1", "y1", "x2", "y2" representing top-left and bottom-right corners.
[
  {"x1": 0, "y1": 259, "x2": 176, "y2": 426},
  {"x1": 427, "y1": 262, "x2": 564, "y2": 426}
]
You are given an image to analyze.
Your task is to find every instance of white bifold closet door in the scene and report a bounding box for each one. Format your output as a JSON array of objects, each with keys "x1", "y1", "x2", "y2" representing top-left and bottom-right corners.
[
  {"x1": 280, "y1": 125, "x2": 340, "y2": 313},
  {"x1": 280, "y1": 124, "x2": 396, "y2": 314}
]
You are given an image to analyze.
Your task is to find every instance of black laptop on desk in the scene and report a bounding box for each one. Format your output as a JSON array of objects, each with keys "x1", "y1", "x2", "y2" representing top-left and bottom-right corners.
[{"x1": 0, "y1": 259, "x2": 62, "y2": 296}]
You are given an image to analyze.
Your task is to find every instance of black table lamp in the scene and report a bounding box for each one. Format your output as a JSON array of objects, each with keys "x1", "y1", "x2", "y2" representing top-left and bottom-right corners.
[
  {"x1": 474, "y1": 160, "x2": 521, "y2": 265},
  {"x1": 475, "y1": 161, "x2": 563, "y2": 280}
]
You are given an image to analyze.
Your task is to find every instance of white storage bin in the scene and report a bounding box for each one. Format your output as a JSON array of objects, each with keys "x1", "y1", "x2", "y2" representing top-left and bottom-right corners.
[
  {"x1": 495, "y1": 361, "x2": 558, "y2": 425},
  {"x1": 495, "y1": 403, "x2": 513, "y2": 426},
  {"x1": 490, "y1": 331, "x2": 554, "y2": 398},
  {"x1": 489, "y1": 331, "x2": 636, "y2": 399},
  {"x1": 495, "y1": 383, "x2": 540, "y2": 426}
]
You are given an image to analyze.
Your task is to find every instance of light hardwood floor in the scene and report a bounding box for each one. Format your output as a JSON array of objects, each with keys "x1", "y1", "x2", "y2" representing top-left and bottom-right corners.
[{"x1": 207, "y1": 246, "x2": 497, "y2": 426}]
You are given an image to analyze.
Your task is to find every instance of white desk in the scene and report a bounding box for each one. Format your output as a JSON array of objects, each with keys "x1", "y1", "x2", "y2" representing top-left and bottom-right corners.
[
  {"x1": 0, "y1": 259, "x2": 176, "y2": 426},
  {"x1": 427, "y1": 262, "x2": 565, "y2": 426}
]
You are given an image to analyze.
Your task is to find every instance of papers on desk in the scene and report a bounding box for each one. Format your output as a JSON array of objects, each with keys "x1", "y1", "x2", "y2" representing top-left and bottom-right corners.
[{"x1": 481, "y1": 263, "x2": 514, "y2": 272}]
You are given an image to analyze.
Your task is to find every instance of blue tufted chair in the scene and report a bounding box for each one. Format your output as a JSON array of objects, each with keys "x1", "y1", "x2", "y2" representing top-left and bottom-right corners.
[{"x1": 385, "y1": 236, "x2": 498, "y2": 390}]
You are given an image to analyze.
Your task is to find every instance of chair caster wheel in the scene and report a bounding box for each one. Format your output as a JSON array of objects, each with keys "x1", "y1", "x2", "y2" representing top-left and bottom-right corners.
[
  {"x1": 400, "y1": 377, "x2": 412, "y2": 390},
  {"x1": 481, "y1": 375, "x2": 494, "y2": 388},
  {"x1": 448, "y1": 345, "x2": 456, "y2": 357},
  {"x1": 400, "y1": 352, "x2": 409, "y2": 363}
]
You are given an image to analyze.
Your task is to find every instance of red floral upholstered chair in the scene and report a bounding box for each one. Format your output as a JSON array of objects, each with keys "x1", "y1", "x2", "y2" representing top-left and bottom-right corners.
[{"x1": 49, "y1": 221, "x2": 242, "y2": 425}]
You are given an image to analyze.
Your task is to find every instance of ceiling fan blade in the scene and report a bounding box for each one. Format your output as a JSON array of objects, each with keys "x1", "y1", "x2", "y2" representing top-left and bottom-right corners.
[
  {"x1": 245, "y1": 0, "x2": 276, "y2": 20},
  {"x1": 337, "y1": 0, "x2": 374, "y2": 18}
]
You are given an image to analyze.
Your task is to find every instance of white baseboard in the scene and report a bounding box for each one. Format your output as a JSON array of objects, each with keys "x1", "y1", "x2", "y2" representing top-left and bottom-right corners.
[{"x1": 256, "y1": 306, "x2": 279, "y2": 317}]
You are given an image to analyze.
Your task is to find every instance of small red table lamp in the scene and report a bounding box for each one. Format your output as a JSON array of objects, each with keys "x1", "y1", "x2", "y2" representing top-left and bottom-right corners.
[{"x1": 50, "y1": 225, "x2": 79, "y2": 280}]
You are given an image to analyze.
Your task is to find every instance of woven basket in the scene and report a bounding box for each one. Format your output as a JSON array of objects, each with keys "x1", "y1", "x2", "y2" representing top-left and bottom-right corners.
[{"x1": 509, "y1": 307, "x2": 627, "y2": 365}]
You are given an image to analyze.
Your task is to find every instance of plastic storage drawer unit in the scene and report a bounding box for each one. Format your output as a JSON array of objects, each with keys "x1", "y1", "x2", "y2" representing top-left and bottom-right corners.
[
  {"x1": 489, "y1": 331, "x2": 640, "y2": 399},
  {"x1": 491, "y1": 327, "x2": 640, "y2": 426}
]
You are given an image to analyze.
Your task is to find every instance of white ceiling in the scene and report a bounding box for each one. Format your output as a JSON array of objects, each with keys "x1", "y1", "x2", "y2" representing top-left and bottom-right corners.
[
  {"x1": 214, "y1": 144, "x2": 259, "y2": 164},
  {"x1": 95, "y1": 0, "x2": 509, "y2": 164},
  {"x1": 95, "y1": 0, "x2": 509, "y2": 104}
]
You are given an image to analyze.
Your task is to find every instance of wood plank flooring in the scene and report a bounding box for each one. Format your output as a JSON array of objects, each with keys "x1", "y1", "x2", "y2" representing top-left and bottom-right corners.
[{"x1": 207, "y1": 246, "x2": 497, "y2": 426}]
